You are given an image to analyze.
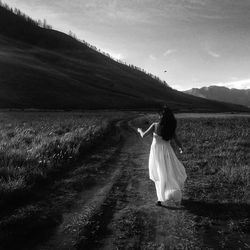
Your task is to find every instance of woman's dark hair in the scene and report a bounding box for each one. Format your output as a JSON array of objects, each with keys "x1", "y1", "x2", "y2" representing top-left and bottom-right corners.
[{"x1": 158, "y1": 105, "x2": 177, "y2": 141}]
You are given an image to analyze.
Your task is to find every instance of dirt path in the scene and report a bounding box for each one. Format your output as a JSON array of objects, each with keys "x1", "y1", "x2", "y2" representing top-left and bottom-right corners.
[
  {"x1": 74, "y1": 119, "x2": 204, "y2": 250},
  {"x1": 29, "y1": 117, "x2": 203, "y2": 250}
]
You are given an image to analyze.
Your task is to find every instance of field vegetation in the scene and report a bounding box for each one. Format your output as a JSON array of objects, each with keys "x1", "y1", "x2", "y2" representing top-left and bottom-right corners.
[
  {"x1": 0, "y1": 111, "x2": 124, "y2": 209},
  {"x1": 141, "y1": 114, "x2": 250, "y2": 204},
  {"x1": 0, "y1": 112, "x2": 249, "y2": 249},
  {"x1": 178, "y1": 117, "x2": 250, "y2": 201},
  {"x1": 137, "y1": 114, "x2": 250, "y2": 247}
]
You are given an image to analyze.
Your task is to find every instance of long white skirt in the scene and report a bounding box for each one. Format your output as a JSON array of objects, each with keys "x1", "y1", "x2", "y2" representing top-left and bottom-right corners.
[{"x1": 149, "y1": 133, "x2": 187, "y2": 202}]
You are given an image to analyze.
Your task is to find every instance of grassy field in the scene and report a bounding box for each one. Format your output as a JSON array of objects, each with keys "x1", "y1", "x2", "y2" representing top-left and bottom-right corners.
[
  {"x1": 178, "y1": 115, "x2": 250, "y2": 247},
  {"x1": 0, "y1": 111, "x2": 126, "y2": 209},
  {"x1": 0, "y1": 112, "x2": 250, "y2": 249},
  {"x1": 1, "y1": 112, "x2": 249, "y2": 207},
  {"x1": 136, "y1": 113, "x2": 250, "y2": 247},
  {"x1": 140, "y1": 114, "x2": 250, "y2": 204},
  {"x1": 178, "y1": 117, "x2": 250, "y2": 202}
]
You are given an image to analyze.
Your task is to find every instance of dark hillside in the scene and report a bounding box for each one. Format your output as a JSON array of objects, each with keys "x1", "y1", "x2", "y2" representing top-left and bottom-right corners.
[
  {"x1": 0, "y1": 4, "x2": 249, "y2": 112},
  {"x1": 0, "y1": 4, "x2": 81, "y2": 50}
]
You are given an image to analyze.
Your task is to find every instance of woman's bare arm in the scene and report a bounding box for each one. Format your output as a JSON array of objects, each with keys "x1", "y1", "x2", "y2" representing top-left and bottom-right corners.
[
  {"x1": 173, "y1": 133, "x2": 183, "y2": 153},
  {"x1": 137, "y1": 123, "x2": 155, "y2": 138}
]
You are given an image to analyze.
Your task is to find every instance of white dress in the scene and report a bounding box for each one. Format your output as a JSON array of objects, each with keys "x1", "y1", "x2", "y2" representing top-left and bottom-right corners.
[{"x1": 149, "y1": 132, "x2": 187, "y2": 202}]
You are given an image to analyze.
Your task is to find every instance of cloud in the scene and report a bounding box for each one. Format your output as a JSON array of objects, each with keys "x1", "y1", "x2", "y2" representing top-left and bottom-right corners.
[
  {"x1": 203, "y1": 42, "x2": 221, "y2": 58},
  {"x1": 171, "y1": 84, "x2": 188, "y2": 91},
  {"x1": 210, "y1": 78, "x2": 250, "y2": 89},
  {"x1": 207, "y1": 49, "x2": 221, "y2": 58},
  {"x1": 104, "y1": 50, "x2": 124, "y2": 60},
  {"x1": 149, "y1": 54, "x2": 157, "y2": 60},
  {"x1": 110, "y1": 52, "x2": 124, "y2": 60},
  {"x1": 163, "y1": 49, "x2": 177, "y2": 56},
  {"x1": 186, "y1": 0, "x2": 206, "y2": 4},
  {"x1": 82, "y1": 0, "x2": 154, "y2": 24},
  {"x1": 176, "y1": 78, "x2": 250, "y2": 91}
]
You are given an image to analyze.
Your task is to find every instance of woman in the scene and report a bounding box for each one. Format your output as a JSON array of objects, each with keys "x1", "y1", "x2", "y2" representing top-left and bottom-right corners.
[{"x1": 137, "y1": 106, "x2": 187, "y2": 207}]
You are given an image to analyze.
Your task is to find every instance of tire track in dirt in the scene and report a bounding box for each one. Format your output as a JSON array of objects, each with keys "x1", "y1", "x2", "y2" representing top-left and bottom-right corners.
[
  {"x1": 30, "y1": 117, "x2": 136, "y2": 250},
  {"x1": 76, "y1": 123, "x2": 142, "y2": 249}
]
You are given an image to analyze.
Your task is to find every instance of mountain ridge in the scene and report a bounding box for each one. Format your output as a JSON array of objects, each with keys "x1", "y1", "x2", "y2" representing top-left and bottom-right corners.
[{"x1": 184, "y1": 86, "x2": 250, "y2": 108}]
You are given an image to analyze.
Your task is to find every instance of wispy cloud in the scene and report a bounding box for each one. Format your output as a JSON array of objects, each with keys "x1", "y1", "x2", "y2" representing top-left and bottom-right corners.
[
  {"x1": 108, "y1": 51, "x2": 124, "y2": 60},
  {"x1": 207, "y1": 49, "x2": 220, "y2": 58},
  {"x1": 149, "y1": 54, "x2": 157, "y2": 60},
  {"x1": 163, "y1": 49, "x2": 177, "y2": 56},
  {"x1": 82, "y1": 0, "x2": 153, "y2": 24},
  {"x1": 210, "y1": 78, "x2": 250, "y2": 89},
  {"x1": 100, "y1": 47, "x2": 125, "y2": 60},
  {"x1": 171, "y1": 84, "x2": 187, "y2": 91},
  {"x1": 203, "y1": 42, "x2": 221, "y2": 58}
]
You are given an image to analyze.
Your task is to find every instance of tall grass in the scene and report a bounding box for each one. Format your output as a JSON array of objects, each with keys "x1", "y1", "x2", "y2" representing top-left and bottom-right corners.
[
  {"x1": 176, "y1": 117, "x2": 250, "y2": 203},
  {"x1": 0, "y1": 112, "x2": 121, "y2": 206},
  {"x1": 134, "y1": 115, "x2": 250, "y2": 203}
]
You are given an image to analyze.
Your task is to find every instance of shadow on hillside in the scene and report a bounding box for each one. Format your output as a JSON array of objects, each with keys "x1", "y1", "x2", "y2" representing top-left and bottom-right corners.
[{"x1": 182, "y1": 199, "x2": 250, "y2": 220}]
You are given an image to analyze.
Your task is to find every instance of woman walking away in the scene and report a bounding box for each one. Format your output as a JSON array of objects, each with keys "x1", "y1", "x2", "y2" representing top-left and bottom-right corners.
[{"x1": 137, "y1": 106, "x2": 187, "y2": 207}]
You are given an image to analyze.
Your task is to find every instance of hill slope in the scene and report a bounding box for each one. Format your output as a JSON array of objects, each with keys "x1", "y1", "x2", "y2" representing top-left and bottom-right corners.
[
  {"x1": 0, "y1": 5, "x2": 249, "y2": 112},
  {"x1": 185, "y1": 86, "x2": 250, "y2": 108}
]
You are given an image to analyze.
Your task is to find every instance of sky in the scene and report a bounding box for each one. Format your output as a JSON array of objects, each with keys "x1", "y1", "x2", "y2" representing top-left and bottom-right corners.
[{"x1": 6, "y1": 0, "x2": 250, "y2": 90}]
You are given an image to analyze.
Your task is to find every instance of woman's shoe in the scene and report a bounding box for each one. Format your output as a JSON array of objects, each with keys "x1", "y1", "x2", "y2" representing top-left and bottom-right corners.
[{"x1": 155, "y1": 201, "x2": 162, "y2": 206}]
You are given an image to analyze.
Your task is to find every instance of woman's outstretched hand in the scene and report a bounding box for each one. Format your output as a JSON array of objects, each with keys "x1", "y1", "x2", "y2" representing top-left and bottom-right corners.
[{"x1": 137, "y1": 128, "x2": 143, "y2": 137}]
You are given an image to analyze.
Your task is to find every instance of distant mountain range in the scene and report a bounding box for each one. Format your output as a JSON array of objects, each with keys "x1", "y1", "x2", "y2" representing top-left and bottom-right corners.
[
  {"x1": 184, "y1": 86, "x2": 250, "y2": 108},
  {"x1": 0, "y1": 3, "x2": 249, "y2": 112}
]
